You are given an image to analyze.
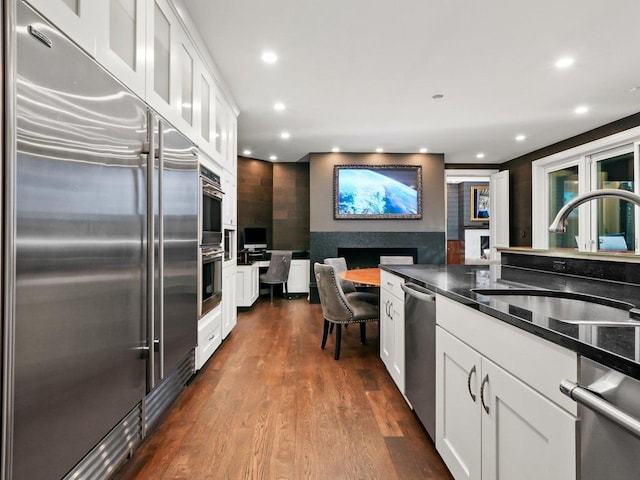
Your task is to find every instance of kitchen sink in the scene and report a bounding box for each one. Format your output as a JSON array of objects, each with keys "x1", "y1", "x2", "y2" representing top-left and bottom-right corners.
[{"x1": 471, "y1": 288, "x2": 640, "y2": 326}]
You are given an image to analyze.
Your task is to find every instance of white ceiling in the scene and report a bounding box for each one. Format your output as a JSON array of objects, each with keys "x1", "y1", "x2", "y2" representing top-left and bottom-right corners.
[{"x1": 180, "y1": 0, "x2": 640, "y2": 164}]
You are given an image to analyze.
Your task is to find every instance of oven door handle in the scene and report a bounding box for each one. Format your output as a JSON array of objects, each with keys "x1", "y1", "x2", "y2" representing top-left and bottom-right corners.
[
  {"x1": 560, "y1": 380, "x2": 640, "y2": 438},
  {"x1": 202, "y1": 183, "x2": 223, "y2": 198}
]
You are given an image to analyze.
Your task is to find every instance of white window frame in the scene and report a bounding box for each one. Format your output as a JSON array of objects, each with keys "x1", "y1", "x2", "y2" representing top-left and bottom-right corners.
[{"x1": 532, "y1": 126, "x2": 640, "y2": 253}]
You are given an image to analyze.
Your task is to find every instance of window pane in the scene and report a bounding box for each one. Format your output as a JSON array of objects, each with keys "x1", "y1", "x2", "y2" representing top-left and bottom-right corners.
[
  {"x1": 154, "y1": 3, "x2": 170, "y2": 102},
  {"x1": 549, "y1": 166, "x2": 579, "y2": 249},
  {"x1": 110, "y1": 0, "x2": 137, "y2": 69},
  {"x1": 596, "y1": 153, "x2": 634, "y2": 252},
  {"x1": 181, "y1": 46, "x2": 193, "y2": 125},
  {"x1": 201, "y1": 76, "x2": 210, "y2": 140}
]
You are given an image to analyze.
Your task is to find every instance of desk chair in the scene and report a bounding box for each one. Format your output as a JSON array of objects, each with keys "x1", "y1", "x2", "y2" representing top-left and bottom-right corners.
[
  {"x1": 379, "y1": 256, "x2": 414, "y2": 265},
  {"x1": 259, "y1": 251, "x2": 292, "y2": 303},
  {"x1": 314, "y1": 263, "x2": 379, "y2": 360}
]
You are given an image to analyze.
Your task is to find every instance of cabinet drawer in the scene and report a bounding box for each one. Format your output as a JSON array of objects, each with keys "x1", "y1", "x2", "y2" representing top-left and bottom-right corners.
[
  {"x1": 196, "y1": 308, "x2": 222, "y2": 369},
  {"x1": 380, "y1": 270, "x2": 404, "y2": 299},
  {"x1": 436, "y1": 294, "x2": 578, "y2": 414}
]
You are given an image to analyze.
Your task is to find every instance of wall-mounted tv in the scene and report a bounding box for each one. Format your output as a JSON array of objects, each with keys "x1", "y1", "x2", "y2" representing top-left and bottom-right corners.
[{"x1": 334, "y1": 165, "x2": 422, "y2": 219}]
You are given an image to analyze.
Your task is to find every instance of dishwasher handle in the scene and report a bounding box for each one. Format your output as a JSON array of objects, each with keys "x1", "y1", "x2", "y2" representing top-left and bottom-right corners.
[
  {"x1": 560, "y1": 380, "x2": 640, "y2": 438},
  {"x1": 401, "y1": 283, "x2": 436, "y2": 302}
]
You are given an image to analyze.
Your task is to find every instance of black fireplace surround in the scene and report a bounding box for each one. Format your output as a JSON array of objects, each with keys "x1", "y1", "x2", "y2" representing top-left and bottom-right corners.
[{"x1": 308, "y1": 231, "x2": 446, "y2": 303}]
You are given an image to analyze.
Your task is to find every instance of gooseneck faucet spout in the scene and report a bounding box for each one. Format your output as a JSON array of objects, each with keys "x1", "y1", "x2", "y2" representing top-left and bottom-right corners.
[{"x1": 549, "y1": 189, "x2": 640, "y2": 233}]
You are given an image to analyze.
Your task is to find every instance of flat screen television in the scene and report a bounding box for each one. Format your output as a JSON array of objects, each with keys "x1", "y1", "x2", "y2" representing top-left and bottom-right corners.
[
  {"x1": 334, "y1": 165, "x2": 422, "y2": 219},
  {"x1": 243, "y1": 226, "x2": 268, "y2": 251}
]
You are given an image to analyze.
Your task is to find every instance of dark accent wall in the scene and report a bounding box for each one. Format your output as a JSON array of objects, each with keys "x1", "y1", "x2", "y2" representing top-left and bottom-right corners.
[
  {"x1": 237, "y1": 156, "x2": 273, "y2": 249},
  {"x1": 273, "y1": 163, "x2": 310, "y2": 250},
  {"x1": 501, "y1": 111, "x2": 640, "y2": 247},
  {"x1": 237, "y1": 157, "x2": 311, "y2": 252}
]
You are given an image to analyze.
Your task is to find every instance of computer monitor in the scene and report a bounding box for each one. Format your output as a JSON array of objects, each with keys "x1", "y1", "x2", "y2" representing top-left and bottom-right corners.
[{"x1": 243, "y1": 227, "x2": 267, "y2": 251}]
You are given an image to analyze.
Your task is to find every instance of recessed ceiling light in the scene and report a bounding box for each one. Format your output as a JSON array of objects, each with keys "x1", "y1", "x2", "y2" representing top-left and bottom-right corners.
[
  {"x1": 476, "y1": 153, "x2": 485, "y2": 159},
  {"x1": 280, "y1": 131, "x2": 290, "y2": 140},
  {"x1": 274, "y1": 102, "x2": 286, "y2": 111},
  {"x1": 261, "y1": 51, "x2": 278, "y2": 64},
  {"x1": 269, "y1": 155, "x2": 277, "y2": 161},
  {"x1": 515, "y1": 134, "x2": 526, "y2": 142},
  {"x1": 555, "y1": 57, "x2": 574, "y2": 69},
  {"x1": 419, "y1": 148, "x2": 428, "y2": 153},
  {"x1": 630, "y1": 86, "x2": 640, "y2": 92},
  {"x1": 332, "y1": 147, "x2": 340, "y2": 153},
  {"x1": 243, "y1": 149, "x2": 252, "y2": 156},
  {"x1": 376, "y1": 147, "x2": 384, "y2": 153},
  {"x1": 432, "y1": 94, "x2": 444, "y2": 99},
  {"x1": 574, "y1": 105, "x2": 589, "y2": 115}
]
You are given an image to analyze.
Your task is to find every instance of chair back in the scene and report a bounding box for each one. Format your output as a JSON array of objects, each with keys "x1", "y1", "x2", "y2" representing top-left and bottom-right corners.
[
  {"x1": 379, "y1": 255, "x2": 414, "y2": 265},
  {"x1": 314, "y1": 262, "x2": 353, "y2": 323},
  {"x1": 323, "y1": 257, "x2": 356, "y2": 293},
  {"x1": 263, "y1": 251, "x2": 292, "y2": 283}
]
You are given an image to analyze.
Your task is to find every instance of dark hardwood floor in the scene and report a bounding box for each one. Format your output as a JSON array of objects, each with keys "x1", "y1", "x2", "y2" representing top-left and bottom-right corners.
[{"x1": 113, "y1": 297, "x2": 453, "y2": 480}]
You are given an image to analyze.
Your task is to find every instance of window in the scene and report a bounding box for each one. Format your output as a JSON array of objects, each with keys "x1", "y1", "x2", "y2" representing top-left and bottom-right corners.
[{"x1": 532, "y1": 127, "x2": 640, "y2": 254}]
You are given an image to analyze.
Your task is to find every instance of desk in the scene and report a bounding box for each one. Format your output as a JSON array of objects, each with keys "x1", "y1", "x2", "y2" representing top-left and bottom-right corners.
[{"x1": 339, "y1": 267, "x2": 381, "y2": 286}]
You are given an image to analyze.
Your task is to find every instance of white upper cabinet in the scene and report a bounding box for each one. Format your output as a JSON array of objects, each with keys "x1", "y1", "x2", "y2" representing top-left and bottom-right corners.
[
  {"x1": 94, "y1": 0, "x2": 147, "y2": 98},
  {"x1": 26, "y1": 0, "x2": 97, "y2": 55},
  {"x1": 145, "y1": 0, "x2": 174, "y2": 119}
]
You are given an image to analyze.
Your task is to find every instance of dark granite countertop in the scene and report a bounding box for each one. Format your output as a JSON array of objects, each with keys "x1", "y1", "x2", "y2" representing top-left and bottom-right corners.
[{"x1": 381, "y1": 263, "x2": 640, "y2": 380}]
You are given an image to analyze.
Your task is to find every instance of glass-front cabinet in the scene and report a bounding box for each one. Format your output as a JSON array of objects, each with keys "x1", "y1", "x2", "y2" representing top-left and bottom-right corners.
[{"x1": 532, "y1": 129, "x2": 640, "y2": 254}]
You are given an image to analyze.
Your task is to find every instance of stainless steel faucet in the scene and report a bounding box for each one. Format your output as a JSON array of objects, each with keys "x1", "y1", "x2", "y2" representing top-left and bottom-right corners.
[{"x1": 549, "y1": 189, "x2": 640, "y2": 233}]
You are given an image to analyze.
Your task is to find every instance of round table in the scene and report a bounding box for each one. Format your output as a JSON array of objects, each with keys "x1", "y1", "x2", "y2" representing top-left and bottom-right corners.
[{"x1": 338, "y1": 267, "x2": 381, "y2": 286}]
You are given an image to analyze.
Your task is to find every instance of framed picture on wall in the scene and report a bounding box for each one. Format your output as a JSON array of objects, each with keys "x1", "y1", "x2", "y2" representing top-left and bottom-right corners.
[
  {"x1": 333, "y1": 164, "x2": 423, "y2": 219},
  {"x1": 470, "y1": 186, "x2": 490, "y2": 221}
]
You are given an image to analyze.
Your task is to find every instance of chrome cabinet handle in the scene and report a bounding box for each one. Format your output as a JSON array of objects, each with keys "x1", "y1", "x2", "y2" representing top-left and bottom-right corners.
[
  {"x1": 467, "y1": 365, "x2": 477, "y2": 402},
  {"x1": 560, "y1": 380, "x2": 640, "y2": 438},
  {"x1": 480, "y1": 374, "x2": 490, "y2": 414}
]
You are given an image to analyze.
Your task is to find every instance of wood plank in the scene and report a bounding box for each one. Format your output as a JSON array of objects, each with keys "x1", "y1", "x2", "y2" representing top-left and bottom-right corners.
[{"x1": 113, "y1": 297, "x2": 452, "y2": 480}]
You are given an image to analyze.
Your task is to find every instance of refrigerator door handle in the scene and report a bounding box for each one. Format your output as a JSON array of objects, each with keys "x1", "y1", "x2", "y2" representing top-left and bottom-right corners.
[
  {"x1": 158, "y1": 118, "x2": 165, "y2": 380},
  {"x1": 146, "y1": 110, "x2": 155, "y2": 390}
]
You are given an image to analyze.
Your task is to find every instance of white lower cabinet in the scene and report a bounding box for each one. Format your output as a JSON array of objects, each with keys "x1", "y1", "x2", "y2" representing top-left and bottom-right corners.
[
  {"x1": 287, "y1": 259, "x2": 310, "y2": 294},
  {"x1": 435, "y1": 295, "x2": 578, "y2": 480},
  {"x1": 222, "y1": 265, "x2": 237, "y2": 339},
  {"x1": 195, "y1": 307, "x2": 221, "y2": 370},
  {"x1": 380, "y1": 270, "x2": 405, "y2": 393},
  {"x1": 236, "y1": 263, "x2": 259, "y2": 307}
]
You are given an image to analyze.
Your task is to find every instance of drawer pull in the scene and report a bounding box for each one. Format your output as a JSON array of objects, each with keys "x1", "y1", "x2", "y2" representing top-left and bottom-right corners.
[
  {"x1": 208, "y1": 333, "x2": 216, "y2": 341},
  {"x1": 480, "y1": 374, "x2": 490, "y2": 414},
  {"x1": 467, "y1": 365, "x2": 477, "y2": 402}
]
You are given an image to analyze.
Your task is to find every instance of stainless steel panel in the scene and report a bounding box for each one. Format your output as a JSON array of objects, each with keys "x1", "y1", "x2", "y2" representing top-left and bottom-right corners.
[
  {"x1": 13, "y1": 4, "x2": 146, "y2": 479},
  {"x1": 150, "y1": 118, "x2": 198, "y2": 388},
  {"x1": 578, "y1": 357, "x2": 640, "y2": 480},
  {"x1": 403, "y1": 283, "x2": 436, "y2": 441}
]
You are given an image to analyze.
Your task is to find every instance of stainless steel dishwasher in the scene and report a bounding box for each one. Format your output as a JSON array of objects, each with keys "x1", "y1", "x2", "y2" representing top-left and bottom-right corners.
[
  {"x1": 401, "y1": 282, "x2": 436, "y2": 441},
  {"x1": 560, "y1": 356, "x2": 640, "y2": 480}
]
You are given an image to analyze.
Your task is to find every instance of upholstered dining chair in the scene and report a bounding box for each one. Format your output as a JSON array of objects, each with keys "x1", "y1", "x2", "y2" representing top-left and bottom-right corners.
[
  {"x1": 379, "y1": 255, "x2": 414, "y2": 265},
  {"x1": 259, "y1": 251, "x2": 292, "y2": 303},
  {"x1": 314, "y1": 262, "x2": 379, "y2": 360},
  {"x1": 323, "y1": 256, "x2": 379, "y2": 305}
]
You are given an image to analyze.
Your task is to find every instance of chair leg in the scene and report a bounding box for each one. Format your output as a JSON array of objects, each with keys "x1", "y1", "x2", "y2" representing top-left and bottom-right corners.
[
  {"x1": 321, "y1": 320, "x2": 330, "y2": 349},
  {"x1": 329, "y1": 323, "x2": 334, "y2": 334},
  {"x1": 334, "y1": 324, "x2": 342, "y2": 360},
  {"x1": 360, "y1": 323, "x2": 366, "y2": 344},
  {"x1": 284, "y1": 282, "x2": 288, "y2": 299},
  {"x1": 270, "y1": 285, "x2": 274, "y2": 303}
]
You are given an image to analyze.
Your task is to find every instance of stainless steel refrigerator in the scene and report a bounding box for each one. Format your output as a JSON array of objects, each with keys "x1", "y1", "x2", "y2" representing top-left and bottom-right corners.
[{"x1": 4, "y1": 3, "x2": 198, "y2": 479}]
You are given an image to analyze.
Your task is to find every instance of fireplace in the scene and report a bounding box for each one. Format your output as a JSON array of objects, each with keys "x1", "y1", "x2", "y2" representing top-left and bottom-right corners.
[{"x1": 338, "y1": 247, "x2": 418, "y2": 268}]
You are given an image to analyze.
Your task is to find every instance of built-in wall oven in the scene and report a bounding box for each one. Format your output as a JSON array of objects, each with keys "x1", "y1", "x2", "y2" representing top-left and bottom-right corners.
[
  {"x1": 199, "y1": 165, "x2": 224, "y2": 317},
  {"x1": 199, "y1": 245, "x2": 223, "y2": 317},
  {"x1": 200, "y1": 165, "x2": 223, "y2": 246}
]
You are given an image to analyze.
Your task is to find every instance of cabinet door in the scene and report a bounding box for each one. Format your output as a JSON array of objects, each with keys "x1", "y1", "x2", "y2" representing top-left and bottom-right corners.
[
  {"x1": 481, "y1": 359, "x2": 577, "y2": 480},
  {"x1": 26, "y1": 0, "x2": 97, "y2": 54},
  {"x1": 287, "y1": 260, "x2": 309, "y2": 293},
  {"x1": 380, "y1": 287, "x2": 394, "y2": 372},
  {"x1": 94, "y1": 0, "x2": 146, "y2": 98},
  {"x1": 222, "y1": 266, "x2": 237, "y2": 338},
  {"x1": 436, "y1": 327, "x2": 482, "y2": 480},
  {"x1": 391, "y1": 294, "x2": 405, "y2": 393},
  {"x1": 222, "y1": 170, "x2": 236, "y2": 227}
]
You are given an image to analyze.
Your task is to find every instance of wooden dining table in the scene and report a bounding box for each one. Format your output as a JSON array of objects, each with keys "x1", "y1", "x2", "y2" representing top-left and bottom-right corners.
[{"x1": 338, "y1": 267, "x2": 381, "y2": 287}]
